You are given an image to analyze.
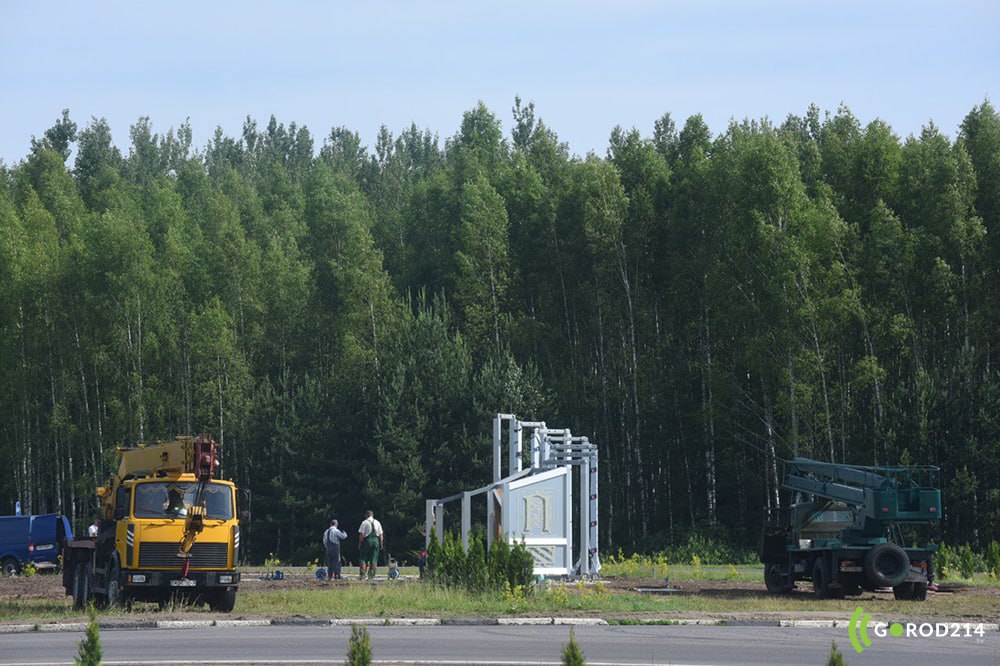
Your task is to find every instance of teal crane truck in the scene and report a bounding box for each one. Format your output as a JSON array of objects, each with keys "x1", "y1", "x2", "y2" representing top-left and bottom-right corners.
[{"x1": 759, "y1": 457, "x2": 941, "y2": 600}]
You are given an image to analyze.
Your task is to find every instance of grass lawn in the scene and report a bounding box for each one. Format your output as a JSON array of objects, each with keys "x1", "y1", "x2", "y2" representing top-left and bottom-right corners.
[{"x1": 2, "y1": 564, "x2": 998, "y2": 623}]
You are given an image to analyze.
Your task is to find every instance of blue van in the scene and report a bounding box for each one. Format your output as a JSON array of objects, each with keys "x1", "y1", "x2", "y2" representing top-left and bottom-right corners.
[{"x1": 0, "y1": 514, "x2": 74, "y2": 576}]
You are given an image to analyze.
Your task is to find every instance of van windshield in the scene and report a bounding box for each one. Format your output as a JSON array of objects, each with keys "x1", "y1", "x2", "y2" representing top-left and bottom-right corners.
[{"x1": 133, "y1": 482, "x2": 233, "y2": 520}]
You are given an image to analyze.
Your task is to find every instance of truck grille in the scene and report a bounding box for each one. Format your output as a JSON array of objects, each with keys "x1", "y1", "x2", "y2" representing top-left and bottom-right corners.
[{"x1": 138, "y1": 542, "x2": 229, "y2": 569}]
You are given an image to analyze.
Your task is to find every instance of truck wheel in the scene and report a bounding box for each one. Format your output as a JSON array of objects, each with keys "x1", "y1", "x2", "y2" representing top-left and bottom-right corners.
[
  {"x1": 72, "y1": 562, "x2": 92, "y2": 610},
  {"x1": 765, "y1": 563, "x2": 790, "y2": 594},
  {"x1": 1, "y1": 557, "x2": 20, "y2": 577},
  {"x1": 812, "y1": 559, "x2": 829, "y2": 599},
  {"x1": 892, "y1": 582, "x2": 914, "y2": 600},
  {"x1": 911, "y1": 582, "x2": 928, "y2": 601},
  {"x1": 105, "y1": 562, "x2": 122, "y2": 608},
  {"x1": 209, "y1": 587, "x2": 237, "y2": 613},
  {"x1": 864, "y1": 543, "x2": 909, "y2": 587},
  {"x1": 842, "y1": 584, "x2": 863, "y2": 597}
]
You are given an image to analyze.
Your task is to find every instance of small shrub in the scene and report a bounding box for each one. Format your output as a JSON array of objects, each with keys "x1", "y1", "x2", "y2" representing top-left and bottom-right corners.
[
  {"x1": 548, "y1": 583, "x2": 570, "y2": 605},
  {"x1": 507, "y1": 540, "x2": 535, "y2": 590},
  {"x1": 465, "y1": 535, "x2": 487, "y2": 593},
  {"x1": 561, "y1": 628, "x2": 587, "y2": 665},
  {"x1": 690, "y1": 554, "x2": 703, "y2": 580},
  {"x1": 426, "y1": 527, "x2": 440, "y2": 581},
  {"x1": 487, "y1": 538, "x2": 509, "y2": 591},
  {"x1": 936, "y1": 541, "x2": 952, "y2": 576},
  {"x1": 346, "y1": 624, "x2": 372, "y2": 666},
  {"x1": 958, "y1": 544, "x2": 976, "y2": 579},
  {"x1": 74, "y1": 605, "x2": 102, "y2": 666},
  {"x1": 826, "y1": 640, "x2": 846, "y2": 666},
  {"x1": 986, "y1": 540, "x2": 1000, "y2": 576},
  {"x1": 22, "y1": 562, "x2": 37, "y2": 577}
]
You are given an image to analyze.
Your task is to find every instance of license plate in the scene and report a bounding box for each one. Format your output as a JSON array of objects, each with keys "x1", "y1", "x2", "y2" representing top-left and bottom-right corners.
[
  {"x1": 840, "y1": 566, "x2": 862, "y2": 572},
  {"x1": 170, "y1": 579, "x2": 196, "y2": 587}
]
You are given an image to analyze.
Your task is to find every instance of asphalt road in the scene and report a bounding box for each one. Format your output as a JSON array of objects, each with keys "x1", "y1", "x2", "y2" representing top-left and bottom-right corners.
[{"x1": 1, "y1": 623, "x2": 997, "y2": 666}]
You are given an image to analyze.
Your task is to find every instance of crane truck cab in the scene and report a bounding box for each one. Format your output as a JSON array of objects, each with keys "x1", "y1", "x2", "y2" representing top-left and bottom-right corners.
[{"x1": 63, "y1": 436, "x2": 243, "y2": 611}]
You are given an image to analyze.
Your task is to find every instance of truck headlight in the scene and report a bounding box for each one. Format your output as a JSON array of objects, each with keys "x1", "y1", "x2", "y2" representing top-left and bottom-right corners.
[
  {"x1": 130, "y1": 574, "x2": 147, "y2": 583},
  {"x1": 219, "y1": 574, "x2": 233, "y2": 584}
]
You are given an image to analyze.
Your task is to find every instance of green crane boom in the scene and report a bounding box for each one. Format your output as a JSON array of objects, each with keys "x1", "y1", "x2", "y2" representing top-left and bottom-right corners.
[{"x1": 782, "y1": 457, "x2": 941, "y2": 541}]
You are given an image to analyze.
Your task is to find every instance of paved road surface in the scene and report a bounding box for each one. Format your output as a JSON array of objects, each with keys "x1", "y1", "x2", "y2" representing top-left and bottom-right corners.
[{"x1": 1, "y1": 624, "x2": 997, "y2": 665}]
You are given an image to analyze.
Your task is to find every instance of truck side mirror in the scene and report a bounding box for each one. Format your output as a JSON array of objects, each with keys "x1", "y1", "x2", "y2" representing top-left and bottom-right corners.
[
  {"x1": 238, "y1": 488, "x2": 251, "y2": 523},
  {"x1": 113, "y1": 486, "x2": 129, "y2": 521}
]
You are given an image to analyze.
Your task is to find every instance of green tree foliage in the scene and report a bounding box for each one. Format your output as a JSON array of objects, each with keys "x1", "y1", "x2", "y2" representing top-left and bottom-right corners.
[
  {"x1": 345, "y1": 623, "x2": 372, "y2": 666},
  {"x1": 561, "y1": 628, "x2": 587, "y2": 666},
  {"x1": 2, "y1": 101, "x2": 1000, "y2": 562},
  {"x1": 826, "y1": 640, "x2": 846, "y2": 666},
  {"x1": 74, "y1": 606, "x2": 102, "y2": 666},
  {"x1": 427, "y1": 531, "x2": 533, "y2": 593}
]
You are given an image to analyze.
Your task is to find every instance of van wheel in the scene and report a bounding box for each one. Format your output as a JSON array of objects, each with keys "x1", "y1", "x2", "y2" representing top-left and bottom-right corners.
[{"x1": 1, "y1": 557, "x2": 19, "y2": 577}]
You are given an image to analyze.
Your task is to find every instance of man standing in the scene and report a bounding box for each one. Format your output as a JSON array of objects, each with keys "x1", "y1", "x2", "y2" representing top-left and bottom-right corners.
[
  {"x1": 357, "y1": 510, "x2": 383, "y2": 580},
  {"x1": 323, "y1": 519, "x2": 347, "y2": 581}
]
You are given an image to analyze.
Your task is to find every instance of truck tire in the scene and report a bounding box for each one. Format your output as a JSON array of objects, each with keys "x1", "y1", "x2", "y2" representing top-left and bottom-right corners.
[
  {"x1": 812, "y1": 559, "x2": 829, "y2": 599},
  {"x1": 765, "y1": 563, "x2": 790, "y2": 594},
  {"x1": 209, "y1": 587, "x2": 237, "y2": 612},
  {"x1": 72, "y1": 562, "x2": 92, "y2": 610},
  {"x1": 864, "y1": 543, "x2": 909, "y2": 588},
  {"x1": 1, "y1": 557, "x2": 19, "y2": 577},
  {"x1": 911, "y1": 581, "x2": 928, "y2": 601},
  {"x1": 105, "y1": 561, "x2": 122, "y2": 608},
  {"x1": 892, "y1": 582, "x2": 914, "y2": 600}
]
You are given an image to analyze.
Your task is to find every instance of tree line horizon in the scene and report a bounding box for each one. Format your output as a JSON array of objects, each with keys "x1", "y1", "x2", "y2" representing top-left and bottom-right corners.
[{"x1": 1, "y1": 98, "x2": 998, "y2": 563}]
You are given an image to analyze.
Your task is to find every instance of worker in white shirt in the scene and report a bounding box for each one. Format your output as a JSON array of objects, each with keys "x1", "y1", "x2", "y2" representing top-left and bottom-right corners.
[{"x1": 357, "y1": 510, "x2": 384, "y2": 580}]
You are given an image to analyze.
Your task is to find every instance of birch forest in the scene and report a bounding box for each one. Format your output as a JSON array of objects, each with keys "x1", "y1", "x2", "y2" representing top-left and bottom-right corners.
[{"x1": 1, "y1": 100, "x2": 999, "y2": 562}]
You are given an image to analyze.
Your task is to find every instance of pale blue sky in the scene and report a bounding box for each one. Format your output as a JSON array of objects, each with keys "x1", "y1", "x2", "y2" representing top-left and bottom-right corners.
[{"x1": 1, "y1": 0, "x2": 997, "y2": 165}]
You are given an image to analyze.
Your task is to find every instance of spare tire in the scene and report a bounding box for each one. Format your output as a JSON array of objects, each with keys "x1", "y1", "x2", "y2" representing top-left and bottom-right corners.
[{"x1": 864, "y1": 543, "x2": 910, "y2": 587}]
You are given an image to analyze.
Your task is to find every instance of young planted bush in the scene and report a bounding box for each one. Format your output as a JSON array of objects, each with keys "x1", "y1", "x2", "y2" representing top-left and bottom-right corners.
[
  {"x1": 346, "y1": 624, "x2": 372, "y2": 666},
  {"x1": 826, "y1": 640, "x2": 846, "y2": 666},
  {"x1": 74, "y1": 605, "x2": 102, "y2": 666},
  {"x1": 561, "y1": 628, "x2": 587, "y2": 665},
  {"x1": 427, "y1": 530, "x2": 534, "y2": 594}
]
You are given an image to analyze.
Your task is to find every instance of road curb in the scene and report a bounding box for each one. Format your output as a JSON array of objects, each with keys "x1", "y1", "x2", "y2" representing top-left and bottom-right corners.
[
  {"x1": 214, "y1": 619, "x2": 272, "y2": 627},
  {"x1": 497, "y1": 617, "x2": 553, "y2": 625},
  {"x1": 553, "y1": 618, "x2": 608, "y2": 626},
  {"x1": 37, "y1": 622, "x2": 88, "y2": 632},
  {"x1": 156, "y1": 620, "x2": 216, "y2": 629},
  {"x1": 2, "y1": 617, "x2": 996, "y2": 634},
  {"x1": 441, "y1": 616, "x2": 499, "y2": 626},
  {"x1": 387, "y1": 618, "x2": 441, "y2": 626},
  {"x1": 0, "y1": 624, "x2": 37, "y2": 633}
]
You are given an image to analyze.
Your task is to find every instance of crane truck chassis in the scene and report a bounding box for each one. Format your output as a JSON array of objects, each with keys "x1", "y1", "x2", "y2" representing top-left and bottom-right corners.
[
  {"x1": 62, "y1": 436, "x2": 244, "y2": 611},
  {"x1": 760, "y1": 457, "x2": 941, "y2": 601}
]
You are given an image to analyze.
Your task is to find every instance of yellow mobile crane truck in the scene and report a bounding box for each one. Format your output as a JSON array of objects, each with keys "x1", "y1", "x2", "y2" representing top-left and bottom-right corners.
[{"x1": 63, "y1": 436, "x2": 244, "y2": 611}]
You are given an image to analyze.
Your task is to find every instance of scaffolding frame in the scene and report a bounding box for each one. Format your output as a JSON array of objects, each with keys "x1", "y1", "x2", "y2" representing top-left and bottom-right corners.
[{"x1": 425, "y1": 414, "x2": 600, "y2": 578}]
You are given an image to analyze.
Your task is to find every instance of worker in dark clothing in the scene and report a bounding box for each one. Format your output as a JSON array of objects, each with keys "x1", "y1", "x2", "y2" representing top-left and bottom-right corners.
[{"x1": 323, "y1": 519, "x2": 347, "y2": 581}]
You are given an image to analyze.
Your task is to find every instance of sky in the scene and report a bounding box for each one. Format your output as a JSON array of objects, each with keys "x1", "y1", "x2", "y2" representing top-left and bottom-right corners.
[{"x1": 1, "y1": 0, "x2": 997, "y2": 165}]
